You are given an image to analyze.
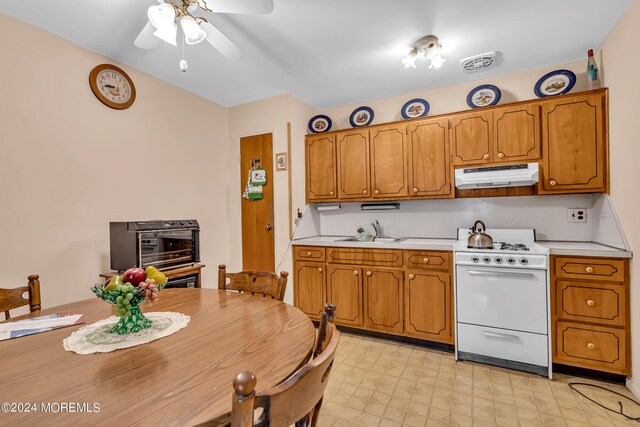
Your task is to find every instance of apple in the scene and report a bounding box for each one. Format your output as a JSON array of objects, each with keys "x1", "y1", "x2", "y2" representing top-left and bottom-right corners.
[{"x1": 122, "y1": 267, "x2": 146, "y2": 286}]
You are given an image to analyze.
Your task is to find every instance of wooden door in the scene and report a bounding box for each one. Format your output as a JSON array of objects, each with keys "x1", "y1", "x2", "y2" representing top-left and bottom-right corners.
[
  {"x1": 407, "y1": 118, "x2": 452, "y2": 197},
  {"x1": 294, "y1": 262, "x2": 326, "y2": 321},
  {"x1": 240, "y1": 134, "x2": 275, "y2": 271},
  {"x1": 337, "y1": 130, "x2": 370, "y2": 199},
  {"x1": 493, "y1": 104, "x2": 541, "y2": 162},
  {"x1": 404, "y1": 270, "x2": 452, "y2": 343},
  {"x1": 450, "y1": 111, "x2": 493, "y2": 165},
  {"x1": 370, "y1": 125, "x2": 408, "y2": 198},
  {"x1": 305, "y1": 135, "x2": 337, "y2": 201},
  {"x1": 363, "y1": 268, "x2": 403, "y2": 334},
  {"x1": 327, "y1": 265, "x2": 363, "y2": 326},
  {"x1": 540, "y1": 93, "x2": 607, "y2": 193}
]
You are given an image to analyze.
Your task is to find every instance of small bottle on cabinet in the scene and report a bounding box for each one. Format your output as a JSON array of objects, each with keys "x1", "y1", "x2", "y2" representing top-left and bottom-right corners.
[{"x1": 587, "y1": 49, "x2": 601, "y2": 90}]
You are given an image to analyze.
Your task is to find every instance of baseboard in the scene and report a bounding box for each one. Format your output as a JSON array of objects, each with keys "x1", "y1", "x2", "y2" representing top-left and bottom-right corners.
[{"x1": 626, "y1": 377, "x2": 640, "y2": 400}]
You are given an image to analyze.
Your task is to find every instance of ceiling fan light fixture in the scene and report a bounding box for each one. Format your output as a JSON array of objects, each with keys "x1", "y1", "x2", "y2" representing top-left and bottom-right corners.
[
  {"x1": 148, "y1": 4, "x2": 178, "y2": 46},
  {"x1": 180, "y1": 15, "x2": 207, "y2": 45},
  {"x1": 403, "y1": 35, "x2": 446, "y2": 70},
  {"x1": 402, "y1": 48, "x2": 418, "y2": 69},
  {"x1": 429, "y1": 54, "x2": 446, "y2": 69}
]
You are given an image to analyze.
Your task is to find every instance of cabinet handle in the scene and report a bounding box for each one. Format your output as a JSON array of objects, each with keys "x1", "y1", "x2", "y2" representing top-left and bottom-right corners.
[
  {"x1": 423, "y1": 257, "x2": 430, "y2": 263},
  {"x1": 374, "y1": 189, "x2": 380, "y2": 195},
  {"x1": 318, "y1": 268, "x2": 323, "y2": 273},
  {"x1": 329, "y1": 190, "x2": 334, "y2": 195},
  {"x1": 498, "y1": 152, "x2": 505, "y2": 158},
  {"x1": 366, "y1": 271, "x2": 372, "y2": 276},
  {"x1": 353, "y1": 270, "x2": 358, "y2": 276},
  {"x1": 409, "y1": 274, "x2": 415, "y2": 279},
  {"x1": 585, "y1": 266, "x2": 594, "y2": 273},
  {"x1": 306, "y1": 251, "x2": 312, "y2": 256},
  {"x1": 587, "y1": 342, "x2": 595, "y2": 350},
  {"x1": 549, "y1": 180, "x2": 557, "y2": 186},
  {"x1": 413, "y1": 187, "x2": 419, "y2": 193},
  {"x1": 586, "y1": 299, "x2": 595, "y2": 307},
  {"x1": 362, "y1": 189, "x2": 367, "y2": 195},
  {"x1": 483, "y1": 153, "x2": 490, "y2": 160}
]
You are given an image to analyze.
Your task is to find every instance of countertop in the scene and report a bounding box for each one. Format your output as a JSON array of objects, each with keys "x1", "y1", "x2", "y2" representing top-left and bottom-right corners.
[{"x1": 292, "y1": 236, "x2": 632, "y2": 258}]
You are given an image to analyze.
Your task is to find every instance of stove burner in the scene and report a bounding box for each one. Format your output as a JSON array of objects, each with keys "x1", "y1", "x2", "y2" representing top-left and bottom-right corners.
[{"x1": 497, "y1": 242, "x2": 530, "y2": 251}]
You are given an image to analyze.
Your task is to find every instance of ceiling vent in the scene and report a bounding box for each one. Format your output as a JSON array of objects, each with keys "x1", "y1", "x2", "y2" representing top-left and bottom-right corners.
[{"x1": 460, "y1": 52, "x2": 498, "y2": 73}]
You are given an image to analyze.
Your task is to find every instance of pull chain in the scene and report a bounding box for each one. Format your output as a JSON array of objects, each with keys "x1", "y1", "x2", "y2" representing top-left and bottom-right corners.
[{"x1": 179, "y1": 33, "x2": 188, "y2": 72}]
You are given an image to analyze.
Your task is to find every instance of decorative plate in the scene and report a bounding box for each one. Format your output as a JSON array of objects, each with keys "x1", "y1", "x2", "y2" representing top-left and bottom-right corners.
[
  {"x1": 466, "y1": 84, "x2": 502, "y2": 109},
  {"x1": 401, "y1": 98, "x2": 430, "y2": 119},
  {"x1": 534, "y1": 69, "x2": 576, "y2": 98},
  {"x1": 349, "y1": 106, "x2": 374, "y2": 127},
  {"x1": 308, "y1": 115, "x2": 332, "y2": 133}
]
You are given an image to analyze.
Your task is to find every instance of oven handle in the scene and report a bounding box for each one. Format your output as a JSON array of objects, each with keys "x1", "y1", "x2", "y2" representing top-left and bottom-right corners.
[
  {"x1": 481, "y1": 331, "x2": 521, "y2": 342},
  {"x1": 466, "y1": 270, "x2": 535, "y2": 278}
]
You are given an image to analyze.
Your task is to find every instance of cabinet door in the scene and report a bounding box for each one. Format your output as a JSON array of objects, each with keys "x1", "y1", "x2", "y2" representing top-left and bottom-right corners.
[
  {"x1": 407, "y1": 118, "x2": 452, "y2": 197},
  {"x1": 541, "y1": 93, "x2": 606, "y2": 193},
  {"x1": 294, "y1": 262, "x2": 326, "y2": 321},
  {"x1": 337, "y1": 130, "x2": 370, "y2": 199},
  {"x1": 450, "y1": 111, "x2": 493, "y2": 165},
  {"x1": 327, "y1": 265, "x2": 363, "y2": 327},
  {"x1": 404, "y1": 270, "x2": 452, "y2": 343},
  {"x1": 493, "y1": 104, "x2": 541, "y2": 162},
  {"x1": 363, "y1": 268, "x2": 403, "y2": 334},
  {"x1": 305, "y1": 135, "x2": 337, "y2": 201},
  {"x1": 370, "y1": 125, "x2": 408, "y2": 198}
]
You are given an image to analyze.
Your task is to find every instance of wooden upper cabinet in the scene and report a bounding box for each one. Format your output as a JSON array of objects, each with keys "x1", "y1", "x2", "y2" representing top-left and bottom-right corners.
[
  {"x1": 540, "y1": 92, "x2": 607, "y2": 193},
  {"x1": 493, "y1": 104, "x2": 541, "y2": 162},
  {"x1": 305, "y1": 135, "x2": 337, "y2": 201},
  {"x1": 370, "y1": 125, "x2": 408, "y2": 198},
  {"x1": 407, "y1": 118, "x2": 452, "y2": 197},
  {"x1": 451, "y1": 111, "x2": 493, "y2": 165},
  {"x1": 337, "y1": 130, "x2": 370, "y2": 199}
]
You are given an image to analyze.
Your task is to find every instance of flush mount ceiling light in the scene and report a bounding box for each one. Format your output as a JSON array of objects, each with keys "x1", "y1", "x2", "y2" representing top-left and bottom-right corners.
[{"x1": 402, "y1": 35, "x2": 446, "y2": 69}]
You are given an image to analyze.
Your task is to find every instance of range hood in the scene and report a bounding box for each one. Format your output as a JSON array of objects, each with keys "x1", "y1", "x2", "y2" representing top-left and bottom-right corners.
[{"x1": 455, "y1": 163, "x2": 539, "y2": 189}]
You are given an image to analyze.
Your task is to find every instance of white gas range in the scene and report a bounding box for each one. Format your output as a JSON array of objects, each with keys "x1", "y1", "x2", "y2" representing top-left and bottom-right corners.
[{"x1": 453, "y1": 228, "x2": 552, "y2": 377}]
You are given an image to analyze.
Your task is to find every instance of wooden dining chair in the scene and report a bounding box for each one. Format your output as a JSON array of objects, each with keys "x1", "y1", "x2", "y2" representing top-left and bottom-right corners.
[
  {"x1": 218, "y1": 265, "x2": 288, "y2": 301},
  {"x1": 1, "y1": 275, "x2": 42, "y2": 320}
]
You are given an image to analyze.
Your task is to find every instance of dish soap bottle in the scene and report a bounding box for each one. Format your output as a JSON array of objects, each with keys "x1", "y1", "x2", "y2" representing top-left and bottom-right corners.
[{"x1": 587, "y1": 49, "x2": 600, "y2": 90}]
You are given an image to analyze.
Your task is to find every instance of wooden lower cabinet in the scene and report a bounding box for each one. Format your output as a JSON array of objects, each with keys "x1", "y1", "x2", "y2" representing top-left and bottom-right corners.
[
  {"x1": 293, "y1": 262, "x2": 326, "y2": 321},
  {"x1": 327, "y1": 265, "x2": 363, "y2": 327},
  {"x1": 404, "y1": 270, "x2": 453, "y2": 344},
  {"x1": 363, "y1": 268, "x2": 404, "y2": 334}
]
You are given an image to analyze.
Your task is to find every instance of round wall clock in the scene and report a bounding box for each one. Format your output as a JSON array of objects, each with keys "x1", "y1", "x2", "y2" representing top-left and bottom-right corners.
[{"x1": 89, "y1": 64, "x2": 136, "y2": 110}]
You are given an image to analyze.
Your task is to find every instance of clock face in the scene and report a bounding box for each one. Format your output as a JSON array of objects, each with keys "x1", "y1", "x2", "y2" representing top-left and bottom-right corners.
[{"x1": 89, "y1": 64, "x2": 136, "y2": 110}]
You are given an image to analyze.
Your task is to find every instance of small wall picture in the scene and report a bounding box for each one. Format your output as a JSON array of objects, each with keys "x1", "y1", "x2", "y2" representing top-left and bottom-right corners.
[{"x1": 276, "y1": 152, "x2": 288, "y2": 171}]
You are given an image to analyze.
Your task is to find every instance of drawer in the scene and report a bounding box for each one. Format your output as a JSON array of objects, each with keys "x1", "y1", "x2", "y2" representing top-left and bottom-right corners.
[
  {"x1": 555, "y1": 321, "x2": 628, "y2": 374},
  {"x1": 556, "y1": 281, "x2": 626, "y2": 327},
  {"x1": 327, "y1": 248, "x2": 402, "y2": 267},
  {"x1": 403, "y1": 250, "x2": 451, "y2": 271},
  {"x1": 457, "y1": 323, "x2": 548, "y2": 367},
  {"x1": 555, "y1": 257, "x2": 625, "y2": 282},
  {"x1": 294, "y1": 246, "x2": 325, "y2": 262}
]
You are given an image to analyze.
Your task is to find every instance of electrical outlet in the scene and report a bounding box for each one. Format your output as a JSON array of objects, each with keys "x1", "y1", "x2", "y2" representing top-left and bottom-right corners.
[{"x1": 568, "y1": 208, "x2": 587, "y2": 223}]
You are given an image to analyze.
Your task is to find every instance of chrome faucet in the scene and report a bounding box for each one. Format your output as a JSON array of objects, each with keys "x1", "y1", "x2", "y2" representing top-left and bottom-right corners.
[{"x1": 371, "y1": 220, "x2": 386, "y2": 239}]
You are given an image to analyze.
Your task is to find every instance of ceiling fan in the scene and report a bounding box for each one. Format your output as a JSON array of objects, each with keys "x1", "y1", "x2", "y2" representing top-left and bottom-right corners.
[{"x1": 134, "y1": 0, "x2": 274, "y2": 61}]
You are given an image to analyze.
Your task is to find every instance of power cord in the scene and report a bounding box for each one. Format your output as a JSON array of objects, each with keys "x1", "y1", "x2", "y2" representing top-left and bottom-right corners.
[
  {"x1": 275, "y1": 220, "x2": 300, "y2": 273},
  {"x1": 569, "y1": 382, "x2": 640, "y2": 422}
]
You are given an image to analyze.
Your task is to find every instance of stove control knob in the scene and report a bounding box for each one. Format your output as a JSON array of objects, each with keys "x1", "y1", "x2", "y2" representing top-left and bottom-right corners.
[
  {"x1": 519, "y1": 258, "x2": 529, "y2": 265},
  {"x1": 494, "y1": 257, "x2": 503, "y2": 264},
  {"x1": 483, "y1": 256, "x2": 491, "y2": 264},
  {"x1": 507, "y1": 257, "x2": 516, "y2": 265},
  {"x1": 471, "y1": 256, "x2": 480, "y2": 263}
]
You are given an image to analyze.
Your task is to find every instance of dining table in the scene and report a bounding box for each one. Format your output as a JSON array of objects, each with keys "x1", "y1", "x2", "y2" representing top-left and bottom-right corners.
[{"x1": 0, "y1": 288, "x2": 316, "y2": 426}]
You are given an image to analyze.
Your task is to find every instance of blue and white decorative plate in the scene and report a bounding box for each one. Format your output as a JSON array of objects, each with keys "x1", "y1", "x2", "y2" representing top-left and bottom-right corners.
[
  {"x1": 466, "y1": 84, "x2": 502, "y2": 109},
  {"x1": 401, "y1": 98, "x2": 430, "y2": 119},
  {"x1": 308, "y1": 115, "x2": 332, "y2": 133},
  {"x1": 534, "y1": 69, "x2": 576, "y2": 98},
  {"x1": 349, "y1": 106, "x2": 374, "y2": 127}
]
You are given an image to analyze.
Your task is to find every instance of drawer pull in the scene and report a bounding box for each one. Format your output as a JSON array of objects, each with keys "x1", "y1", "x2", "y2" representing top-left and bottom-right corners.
[
  {"x1": 423, "y1": 257, "x2": 430, "y2": 263},
  {"x1": 585, "y1": 266, "x2": 594, "y2": 273},
  {"x1": 409, "y1": 274, "x2": 415, "y2": 279},
  {"x1": 366, "y1": 271, "x2": 372, "y2": 276},
  {"x1": 483, "y1": 153, "x2": 490, "y2": 160},
  {"x1": 306, "y1": 251, "x2": 312, "y2": 256},
  {"x1": 482, "y1": 331, "x2": 520, "y2": 342},
  {"x1": 353, "y1": 270, "x2": 358, "y2": 276},
  {"x1": 317, "y1": 268, "x2": 323, "y2": 273},
  {"x1": 413, "y1": 187, "x2": 419, "y2": 193},
  {"x1": 586, "y1": 299, "x2": 595, "y2": 307},
  {"x1": 587, "y1": 342, "x2": 596, "y2": 350}
]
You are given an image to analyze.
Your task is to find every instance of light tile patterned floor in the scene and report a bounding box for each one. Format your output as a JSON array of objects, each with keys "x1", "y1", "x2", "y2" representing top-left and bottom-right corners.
[{"x1": 318, "y1": 333, "x2": 640, "y2": 427}]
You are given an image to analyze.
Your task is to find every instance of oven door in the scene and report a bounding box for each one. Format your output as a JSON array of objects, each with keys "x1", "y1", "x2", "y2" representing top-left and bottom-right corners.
[
  {"x1": 139, "y1": 229, "x2": 197, "y2": 269},
  {"x1": 456, "y1": 266, "x2": 547, "y2": 334}
]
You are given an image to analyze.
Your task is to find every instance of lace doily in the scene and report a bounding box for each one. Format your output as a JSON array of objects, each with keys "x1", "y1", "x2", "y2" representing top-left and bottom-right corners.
[{"x1": 63, "y1": 312, "x2": 190, "y2": 354}]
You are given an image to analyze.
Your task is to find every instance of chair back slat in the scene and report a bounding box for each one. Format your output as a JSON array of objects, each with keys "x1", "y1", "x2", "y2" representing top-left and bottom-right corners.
[
  {"x1": 218, "y1": 265, "x2": 288, "y2": 301},
  {"x1": 1, "y1": 275, "x2": 41, "y2": 320}
]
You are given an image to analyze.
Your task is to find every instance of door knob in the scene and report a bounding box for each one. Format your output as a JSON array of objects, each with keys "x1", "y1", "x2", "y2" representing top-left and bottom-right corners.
[
  {"x1": 483, "y1": 153, "x2": 490, "y2": 160},
  {"x1": 374, "y1": 189, "x2": 380, "y2": 195},
  {"x1": 409, "y1": 274, "x2": 415, "y2": 279},
  {"x1": 498, "y1": 152, "x2": 505, "y2": 158},
  {"x1": 353, "y1": 270, "x2": 358, "y2": 276},
  {"x1": 366, "y1": 271, "x2": 372, "y2": 276},
  {"x1": 318, "y1": 267, "x2": 323, "y2": 273},
  {"x1": 413, "y1": 187, "x2": 419, "y2": 193},
  {"x1": 265, "y1": 224, "x2": 273, "y2": 231},
  {"x1": 329, "y1": 190, "x2": 335, "y2": 196},
  {"x1": 549, "y1": 180, "x2": 557, "y2": 186},
  {"x1": 362, "y1": 189, "x2": 367, "y2": 195}
]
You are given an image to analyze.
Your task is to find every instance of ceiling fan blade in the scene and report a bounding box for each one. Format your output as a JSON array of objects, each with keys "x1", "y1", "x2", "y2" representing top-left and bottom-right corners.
[
  {"x1": 201, "y1": 0, "x2": 274, "y2": 15},
  {"x1": 134, "y1": 22, "x2": 160, "y2": 49},
  {"x1": 201, "y1": 22, "x2": 243, "y2": 60}
]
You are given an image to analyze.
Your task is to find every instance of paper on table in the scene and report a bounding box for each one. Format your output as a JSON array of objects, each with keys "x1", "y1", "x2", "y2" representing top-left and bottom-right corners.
[{"x1": 0, "y1": 315, "x2": 83, "y2": 332}]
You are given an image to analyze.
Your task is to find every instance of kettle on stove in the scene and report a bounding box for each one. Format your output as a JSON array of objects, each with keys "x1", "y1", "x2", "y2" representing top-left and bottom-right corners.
[{"x1": 467, "y1": 220, "x2": 494, "y2": 249}]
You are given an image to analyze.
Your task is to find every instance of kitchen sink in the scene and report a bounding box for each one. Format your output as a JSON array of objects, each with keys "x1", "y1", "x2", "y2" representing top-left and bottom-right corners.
[{"x1": 338, "y1": 237, "x2": 400, "y2": 243}]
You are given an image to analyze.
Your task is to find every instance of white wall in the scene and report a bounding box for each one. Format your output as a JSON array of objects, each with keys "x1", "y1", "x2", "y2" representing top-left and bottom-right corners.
[
  {"x1": 0, "y1": 14, "x2": 230, "y2": 308},
  {"x1": 599, "y1": 0, "x2": 640, "y2": 396}
]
